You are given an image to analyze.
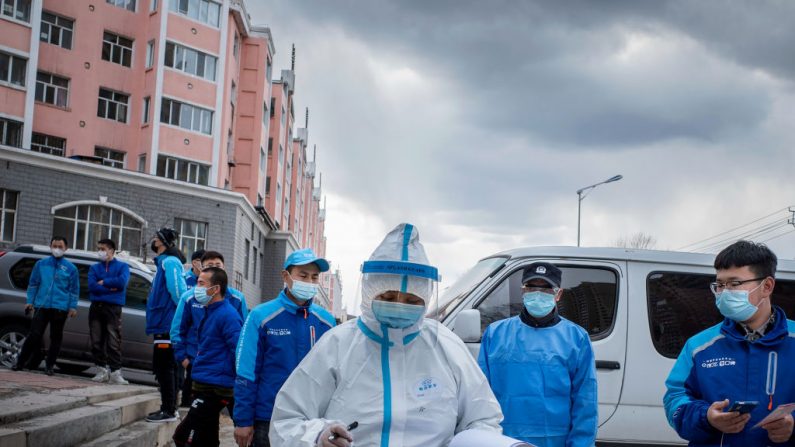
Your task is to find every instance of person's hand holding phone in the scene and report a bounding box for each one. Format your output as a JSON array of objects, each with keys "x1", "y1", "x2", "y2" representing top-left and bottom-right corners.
[{"x1": 708, "y1": 399, "x2": 751, "y2": 433}]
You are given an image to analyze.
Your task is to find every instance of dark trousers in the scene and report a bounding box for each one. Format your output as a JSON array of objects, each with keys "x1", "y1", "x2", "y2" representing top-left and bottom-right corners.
[
  {"x1": 89, "y1": 302, "x2": 123, "y2": 371},
  {"x1": 253, "y1": 420, "x2": 270, "y2": 447},
  {"x1": 173, "y1": 387, "x2": 235, "y2": 447},
  {"x1": 17, "y1": 308, "x2": 68, "y2": 369},
  {"x1": 152, "y1": 334, "x2": 178, "y2": 414},
  {"x1": 181, "y1": 362, "x2": 194, "y2": 406}
]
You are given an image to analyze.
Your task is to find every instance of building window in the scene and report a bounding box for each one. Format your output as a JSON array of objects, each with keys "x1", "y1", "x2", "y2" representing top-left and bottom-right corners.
[
  {"x1": 156, "y1": 154, "x2": 210, "y2": 185},
  {"x1": 94, "y1": 146, "x2": 125, "y2": 168},
  {"x1": 160, "y1": 97, "x2": 213, "y2": 135},
  {"x1": 168, "y1": 0, "x2": 220, "y2": 27},
  {"x1": 35, "y1": 72, "x2": 69, "y2": 108},
  {"x1": 0, "y1": 189, "x2": 18, "y2": 242},
  {"x1": 0, "y1": 118, "x2": 22, "y2": 147},
  {"x1": 252, "y1": 246, "x2": 258, "y2": 284},
  {"x1": 1, "y1": 0, "x2": 30, "y2": 22},
  {"x1": 0, "y1": 51, "x2": 27, "y2": 87},
  {"x1": 31, "y1": 132, "x2": 65, "y2": 156},
  {"x1": 174, "y1": 217, "x2": 207, "y2": 261},
  {"x1": 40, "y1": 11, "x2": 73, "y2": 49},
  {"x1": 233, "y1": 33, "x2": 239, "y2": 58},
  {"x1": 281, "y1": 106, "x2": 286, "y2": 125},
  {"x1": 257, "y1": 193, "x2": 263, "y2": 207},
  {"x1": 149, "y1": 0, "x2": 157, "y2": 12},
  {"x1": 137, "y1": 154, "x2": 146, "y2": 172},
  {"x1": 266, "y1": 57, "x2": 272, "y2": 82},
  {"x1": 278, "y1": 144, "x2": 283, "y2": 165},
  {"x1": 97, "y1": 88, "x2": 129, "y2": 123},
  {"x1": 145, "y1": 40, "x2": 155, "y2": 68},
  {"x1": 164, "y1": 41, "x2": 217, "y2": 81},
  {"x1": 142, "y1": 96, "x2": 151, "y2": 123},
  {"x1": 102, "y1": 31, "x2": 133, "y2": 67},
  {"x1": 260, "y1": 147, "x2": 266, "y2": 172},
  {"x1": 267, "y1": 138, "x2": 273, "y2": 155},
  {"x1": 52, "y1": 204, "x2": 143, "y2": 255},
  {"x1": 244, "y1": 239, "x2": 250, "y2": 280},
  {"x1": 106, "y1": 0, "x2": 135, "y2": 12},
  {"x1": 265, "y1": 176, "x2": 270, "y2": 196}
]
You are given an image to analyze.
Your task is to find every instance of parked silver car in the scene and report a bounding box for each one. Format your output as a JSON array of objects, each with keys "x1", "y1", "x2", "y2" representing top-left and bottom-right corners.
[{"x1": 0, "y1": 245, "x2": 153, "y2": 372}]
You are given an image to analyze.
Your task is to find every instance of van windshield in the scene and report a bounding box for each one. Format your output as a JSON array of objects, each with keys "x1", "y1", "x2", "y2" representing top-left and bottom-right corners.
[{"x1": 428, "y1": 256, "x2": 508, "y2": 320}]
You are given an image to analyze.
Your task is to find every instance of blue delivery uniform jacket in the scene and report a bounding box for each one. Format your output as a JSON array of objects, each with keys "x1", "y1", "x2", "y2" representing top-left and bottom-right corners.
[
  {"x1": 145, "y1": 253, "x2": 187, "y2": 335},
  {"x1": 664, "y1": 306, "x2": 795, "y2": 446},
  {"x1": 88, "y1": 258, "x2": 130, "y2": 305},
  {"x1": 184, "y1": 270, "x2": 198, "y2": 290},
  {"x1": 26, "y1": 256, "x2": 79, "y2": 311},
  {"x1": 171, "y1": 287, "x2": 248, "y2": 362},
  {"x1": 233, "y1": 290, "x2": 335, "y2": 426},
  {"x1": 190, "y1": 299, "x2": 243, "y2": 389},
  {"x1": 478, "y1": 313, "x2": 598, "y2": 447}
]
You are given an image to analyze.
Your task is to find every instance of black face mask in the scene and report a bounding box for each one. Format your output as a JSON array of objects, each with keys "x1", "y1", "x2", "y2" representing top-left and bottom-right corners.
[{"x1": 151, "y1": 241, "x2": 160, "y2": 254}]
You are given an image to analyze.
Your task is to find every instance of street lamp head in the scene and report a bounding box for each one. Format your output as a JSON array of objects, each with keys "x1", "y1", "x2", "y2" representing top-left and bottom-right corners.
[{"x1": 606, "y1": 175, "x2": 623, "y2": 183}]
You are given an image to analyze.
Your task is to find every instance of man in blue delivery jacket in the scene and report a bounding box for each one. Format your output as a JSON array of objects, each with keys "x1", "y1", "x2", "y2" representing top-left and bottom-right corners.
[
  {"x1": 233, "y1": 248, "x2": 336, "y2": 447},
  {"x1": 145, "y1": 227, "x2": 187, "y2": 423},
  {"x1": 478, "y1": 262, "x2": 598, "y2": 447},
  {"x1": 173, "y1": 266, "x2": 243, "y2": 446},
  {"x1": 14, "y1": 236, "x2": 79, "y2": 375},
  {"x1": 171, "y1": 250, "x2": 247, "y2": 407},
  {"x1": 664, "y1": 241, "x2": 795, "y2": 446}
]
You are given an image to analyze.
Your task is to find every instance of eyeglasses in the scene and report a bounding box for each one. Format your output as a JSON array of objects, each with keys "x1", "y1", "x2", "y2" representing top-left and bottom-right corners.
[
  {"x1": 709, "y1": 277, "x2": 766, "y2": 295},
  {"x1": 522, "y1": 285, "x2": 560, "y2": 294}
]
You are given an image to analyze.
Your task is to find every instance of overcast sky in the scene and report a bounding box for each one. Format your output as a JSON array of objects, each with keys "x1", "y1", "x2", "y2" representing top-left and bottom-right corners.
[{"x1": 248, "y1": 1, "x2": 795, "y2": 311}]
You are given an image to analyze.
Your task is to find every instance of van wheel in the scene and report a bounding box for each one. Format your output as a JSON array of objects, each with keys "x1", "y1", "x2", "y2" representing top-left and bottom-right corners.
[{"x1": 0, "y1": 323, "x2": 28, "y2": 368}]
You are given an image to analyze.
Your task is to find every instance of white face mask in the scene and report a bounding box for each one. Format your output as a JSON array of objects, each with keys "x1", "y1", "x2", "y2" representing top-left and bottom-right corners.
[
  {"x1": 98, "y1": 250, "x2": 109, "y2": 261},
  {"x1": 51, "y1": 248, "x2": 65, "y2": 258}
]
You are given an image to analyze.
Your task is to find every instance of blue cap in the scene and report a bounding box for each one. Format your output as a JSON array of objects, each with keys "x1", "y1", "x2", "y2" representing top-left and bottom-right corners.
[{"x1": 284, "y1": 248, "x2": 330, "y2": 272}]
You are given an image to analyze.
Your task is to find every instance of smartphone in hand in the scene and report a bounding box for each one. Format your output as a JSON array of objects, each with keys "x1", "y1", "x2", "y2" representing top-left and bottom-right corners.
[{"x1": 728, "y1": 401, "x2": 759, "y2": 414}]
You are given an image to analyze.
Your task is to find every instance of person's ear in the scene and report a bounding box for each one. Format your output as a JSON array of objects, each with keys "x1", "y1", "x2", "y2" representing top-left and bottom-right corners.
[
  {"x1": 763, "y1": 277, "x2": 776, "y2": 296},
  {"x1": 554, "y1": 289, "x2": 563, "y2": 302},
  {"x1": 281, "y1": 270, "x2": 292, "y2": 284}
]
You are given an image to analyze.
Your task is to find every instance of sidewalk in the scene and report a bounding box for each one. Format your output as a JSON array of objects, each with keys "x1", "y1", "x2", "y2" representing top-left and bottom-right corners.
[{"x1": 0, "y1": 367, "x2": 237, "y2": 446}]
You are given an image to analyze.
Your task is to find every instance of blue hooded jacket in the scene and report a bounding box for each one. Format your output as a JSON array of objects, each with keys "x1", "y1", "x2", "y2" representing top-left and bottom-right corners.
[
  {"x1": 184, "y1": 269, "x2": 198, "y2": 290},
  {"x1": 478, "y1": 314, "x2": 598, "y2": 447},
  {"x1": 190, "y1": 298, "x2": 243, "y2": 389},
  {"x1": 88, "y1": 258, "x2": 130, "y2": 306},
  {"x1": 145, "y1": 253, "x2": 187, "y2": 335},
  {"x1": 233, "y1": 290, "x2": 335, "y2": 426},
  {"x1": 26, "y1": 256, "x2": 79, "y2": 311},
  {"x1": 171, "y1": 286, "x2": 248, "y2": 362},
  {"x1": 664, "y1": 306, "x2": 795, "y2": 446}
]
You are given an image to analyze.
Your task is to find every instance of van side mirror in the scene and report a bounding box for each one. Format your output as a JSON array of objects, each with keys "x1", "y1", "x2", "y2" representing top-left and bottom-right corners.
[{"x1": 454, "y1": 309, "x2": 482, "y2": 343}]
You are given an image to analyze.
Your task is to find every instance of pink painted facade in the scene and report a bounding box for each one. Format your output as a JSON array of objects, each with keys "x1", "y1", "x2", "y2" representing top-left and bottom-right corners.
[{"x1": 0, "y1": 0, "x2": 332, "y2": 300}]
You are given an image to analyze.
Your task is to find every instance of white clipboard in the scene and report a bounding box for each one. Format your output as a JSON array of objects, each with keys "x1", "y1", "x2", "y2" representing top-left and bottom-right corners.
[{"x1": 449, "y1": 429, "x2": 534, "y2": 447}]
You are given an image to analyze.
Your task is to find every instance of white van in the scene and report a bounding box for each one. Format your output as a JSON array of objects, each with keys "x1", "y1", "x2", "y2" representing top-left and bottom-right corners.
[{"x1": 435, "y1": 246, "x2": 795, "y2": 446}]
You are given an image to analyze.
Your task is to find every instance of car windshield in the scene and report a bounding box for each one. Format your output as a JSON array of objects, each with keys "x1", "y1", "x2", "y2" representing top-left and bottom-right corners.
[{"x1": 427, "y1": 256, "x2": 508, "y2": 320}]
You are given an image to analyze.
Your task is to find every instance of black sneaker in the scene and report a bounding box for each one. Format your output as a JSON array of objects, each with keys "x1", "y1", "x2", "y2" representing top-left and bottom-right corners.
[
  {"x1": 45, "y1": 366, "x2": 54, "y2": 376},
  {"x1": 145, "y1": 411, "x2": 178, "y2": 423},
  {"x1": 146, "y1": 410, "x2": 160, "y2": 418},
  {"x1": 11, "y1": 361, "x2": 23, "y2": 371}
]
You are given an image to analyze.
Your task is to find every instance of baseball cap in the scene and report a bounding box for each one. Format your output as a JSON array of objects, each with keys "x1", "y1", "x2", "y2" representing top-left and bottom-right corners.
[
  {"x1": 284, "y1": 248, "x2": 330, "y2": 272},
  {"x1": 521, "y1": 262, "x2": 562, "y2": 289}
]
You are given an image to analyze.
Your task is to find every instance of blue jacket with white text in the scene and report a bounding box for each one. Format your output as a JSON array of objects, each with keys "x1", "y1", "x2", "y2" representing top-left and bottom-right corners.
[
  {"x1": 664, "y1": 306, "x2": 795, "y2": 446},
  {"x1": 26, "y1": 256, "x2": 79, "y2": 311}
]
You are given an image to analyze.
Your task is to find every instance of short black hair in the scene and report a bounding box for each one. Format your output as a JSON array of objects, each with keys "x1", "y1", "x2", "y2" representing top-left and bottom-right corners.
[
  {"x1": 201, "y1": 266, "x2": 228, "y2": 296},
  {"x1": 98, "y1": 239, "x2": 116, "y2": 251},
  {"x1": 201, "y1": 250, "x2": 225, "y2": 264},
  {"x1": 714, "y1": 240, "x2": 778, "y2": 279},
  {"x1": 51, "y1": 236, "x2": 68, "y2": 246},
  {"x1": 191, "y1": 249, "x2": 206, "y2": 262}
]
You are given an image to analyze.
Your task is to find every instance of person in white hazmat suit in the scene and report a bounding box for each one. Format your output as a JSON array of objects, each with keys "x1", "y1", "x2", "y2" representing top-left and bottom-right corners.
[{"x1": 269, "y1": 223, "x2": 504, "y2": 447}]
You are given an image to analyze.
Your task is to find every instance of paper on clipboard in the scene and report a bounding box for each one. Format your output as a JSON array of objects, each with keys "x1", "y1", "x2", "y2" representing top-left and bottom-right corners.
[
  {"x1": 449, "y1": 429, "x2": 534, "y2": 447},
  {"x1": 753, "y1": 403, "x2": 795, "y2": 429}
]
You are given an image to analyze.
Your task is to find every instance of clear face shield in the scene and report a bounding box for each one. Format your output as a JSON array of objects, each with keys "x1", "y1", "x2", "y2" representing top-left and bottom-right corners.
[{"x1": 358, "y1": 260, "x2": 440, "y2": 332}]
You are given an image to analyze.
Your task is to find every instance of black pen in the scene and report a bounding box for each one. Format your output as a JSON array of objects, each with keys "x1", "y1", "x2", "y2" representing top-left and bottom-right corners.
[{"x1": 328, "y1": 421, "x2": 358, "y2": 441}]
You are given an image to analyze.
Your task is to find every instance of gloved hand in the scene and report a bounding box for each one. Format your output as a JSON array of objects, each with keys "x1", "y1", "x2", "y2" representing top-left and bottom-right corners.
[{"x1": 316, "y1": 423, "x2": 353, "y2": 447}]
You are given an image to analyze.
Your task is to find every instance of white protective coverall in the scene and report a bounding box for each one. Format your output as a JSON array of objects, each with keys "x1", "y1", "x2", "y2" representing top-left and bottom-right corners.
[{"x1": 270, "y1": 223, "x2": 504, "y2": 446}]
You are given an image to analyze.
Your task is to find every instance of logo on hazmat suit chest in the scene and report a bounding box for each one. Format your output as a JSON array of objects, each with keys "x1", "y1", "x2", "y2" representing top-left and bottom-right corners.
[
  {"x1": 701, "y1": 357, "x2": 737, "y2": 369},
  {"x1": 267, "y1": 328, "x2": 291, "y2": 336},
  {"x1": 414, "y1": 377, "x2": 443, "y2": 399}
]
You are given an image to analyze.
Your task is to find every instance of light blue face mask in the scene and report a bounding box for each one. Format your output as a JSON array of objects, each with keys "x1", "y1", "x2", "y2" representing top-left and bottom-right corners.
[
  {"x1": 372, "y1": 300, "x2": 425, "y2": 329},
  {"x1": 194, "y1": 286, "x2": 213, "y2": 305},
  {"x1": 715, "y1": 283, "x2": 764, "y2": 322},
  {"x1": 289, "y1": 280, "x2": 318, "y2": 302},
  {"x1": 523, "y1": 291, "x2": 557, "y2": 318}
]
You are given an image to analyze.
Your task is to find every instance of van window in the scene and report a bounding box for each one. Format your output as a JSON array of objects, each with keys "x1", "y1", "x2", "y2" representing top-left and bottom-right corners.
[
  {"x1": 9, "y1": 258, "x2": 37, "y2": 289},
  {"x1": 430, "y1": 256, "x2": 507, "y2": 320},
  {"x1": 475, "y1": 265, "x2": 619, "y2": 339},
  {"x1": 648, "y1": 271, "x2": 795, "y2": 359}
]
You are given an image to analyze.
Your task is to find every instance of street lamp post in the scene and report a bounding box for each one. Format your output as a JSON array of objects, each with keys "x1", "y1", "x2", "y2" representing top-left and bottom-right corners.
[{"x1": 577, "y1": 175, "x2": 623, "y2": 247}]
